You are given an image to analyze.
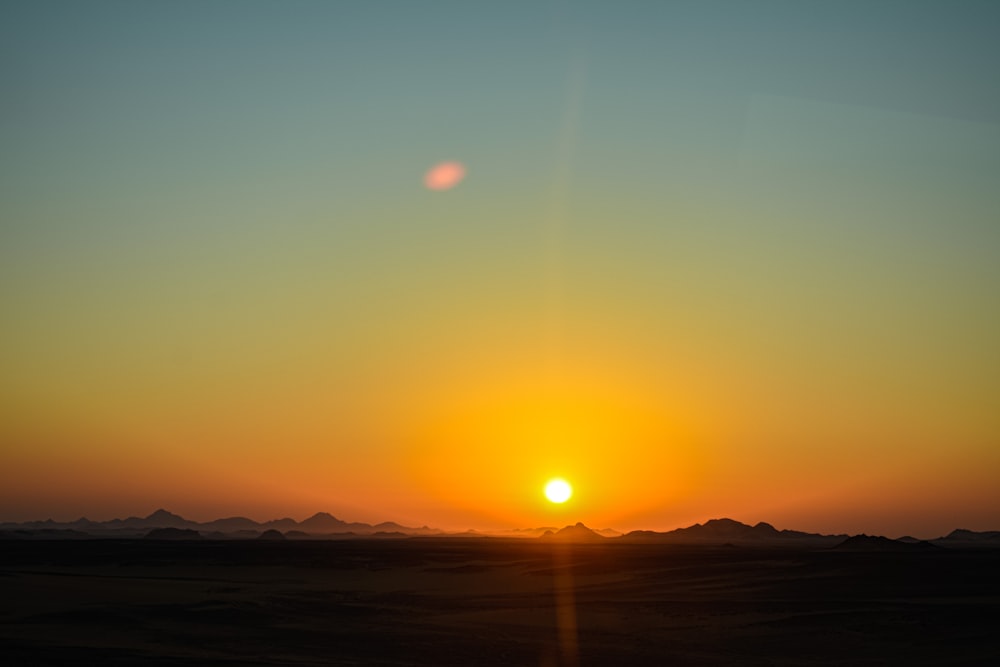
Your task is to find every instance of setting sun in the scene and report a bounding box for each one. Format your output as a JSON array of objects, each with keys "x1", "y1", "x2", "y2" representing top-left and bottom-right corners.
[{"x1": 544, "y1": 479, "x2": 572, "y2": 504}]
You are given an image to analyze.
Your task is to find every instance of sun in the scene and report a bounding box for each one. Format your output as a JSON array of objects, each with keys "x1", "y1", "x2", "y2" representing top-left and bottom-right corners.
[{"x1": 544, "y1": 478, "x2": 572, "y2": 504}]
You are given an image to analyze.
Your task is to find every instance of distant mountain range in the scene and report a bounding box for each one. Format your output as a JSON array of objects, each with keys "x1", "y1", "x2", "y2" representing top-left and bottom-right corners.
[
  {"x1": 2, "y1": 512, "x2": 998, "y2": 548},
  {"x1": 0, "y1": 509, "x2": 443, "y2": 539},
  {"x1": 544, "y1": 518, "x2": 1000, "y2": 549},
  {"x1": 620, "y1": 517, "x2": 848, "y2": 547}
]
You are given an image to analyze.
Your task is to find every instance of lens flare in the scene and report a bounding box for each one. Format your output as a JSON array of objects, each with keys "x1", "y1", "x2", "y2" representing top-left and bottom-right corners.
[{"x1": 424, "y1": 161, "x2": 466, "y2": 190}]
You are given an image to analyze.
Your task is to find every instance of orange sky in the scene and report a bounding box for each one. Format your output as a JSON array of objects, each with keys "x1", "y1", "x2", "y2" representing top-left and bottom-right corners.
[{"x1": 2, "y1": 3, "x2": 999, "y2": 539}]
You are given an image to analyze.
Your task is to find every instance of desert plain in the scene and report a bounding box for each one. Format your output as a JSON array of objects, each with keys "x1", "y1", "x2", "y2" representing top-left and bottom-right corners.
[{"x1": 1, "y1": 537, "x2": 998, "y2": 666}]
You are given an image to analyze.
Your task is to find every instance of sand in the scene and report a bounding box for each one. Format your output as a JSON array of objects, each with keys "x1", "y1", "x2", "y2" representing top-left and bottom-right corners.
[{"x1": 1, "y1": 539, "x2": 997, "y2": 665}]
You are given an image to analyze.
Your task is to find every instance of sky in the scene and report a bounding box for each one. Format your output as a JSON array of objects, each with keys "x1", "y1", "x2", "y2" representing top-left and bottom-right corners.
[{"x1": 2, "y1": 1, "x2": 998, "y2": 538}]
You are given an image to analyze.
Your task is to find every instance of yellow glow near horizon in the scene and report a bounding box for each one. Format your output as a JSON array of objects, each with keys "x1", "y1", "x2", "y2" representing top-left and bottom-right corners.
[
  {"x1": 402, "y1": 354, "x2": 709, "y2": 528},
  {"x1": 545, "y1": 478, "x2": 572, "y2": 504}
]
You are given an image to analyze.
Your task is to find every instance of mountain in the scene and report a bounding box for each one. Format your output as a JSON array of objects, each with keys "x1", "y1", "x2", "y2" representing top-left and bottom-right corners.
[
  {"x1": 144, "y1": 509, "x2": 191, "y2": 527},
  {"x1": 0, "y1": 509, "x2": 439, "y2": 538},
  {"x1": 932, "y1": 529, "x2": 1000, "y2": 548},
  {"x1": 202, "y1": 516, "x2": 264, "y2": 532},
  {"x1": 621, "y1": 518, "x2": 846, "y2": 547},
  {"x1": 262, "y1": 517, "x2": 299, "y2": 531},
  {"x1": 3, "y1": 512, "x2": 997, "y2": 545},
  {"x1": 298, "y1": 512, "x2": 354, "y2": 533},
  {"x1": 540, "y1": 522, "x2": 606, "y2": 542},
  {"x1": 257, "y1": 529, "x2": 286, "y2": 540}
]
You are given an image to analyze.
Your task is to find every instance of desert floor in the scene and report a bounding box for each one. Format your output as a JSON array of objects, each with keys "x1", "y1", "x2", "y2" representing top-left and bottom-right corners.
[{"x1": 1, "y1": 538, "x2": 997, "y2": 665}]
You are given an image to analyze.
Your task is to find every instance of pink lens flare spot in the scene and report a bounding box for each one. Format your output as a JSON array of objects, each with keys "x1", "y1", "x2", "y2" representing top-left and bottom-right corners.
[{"x1": 424, "y1": 161, "x2": 467, "y2": 191}]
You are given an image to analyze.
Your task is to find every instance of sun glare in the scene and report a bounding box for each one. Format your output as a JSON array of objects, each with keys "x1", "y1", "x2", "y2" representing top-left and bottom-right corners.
[{"x1": 544, "y1": 478, "x2": 572, "y2": 504}]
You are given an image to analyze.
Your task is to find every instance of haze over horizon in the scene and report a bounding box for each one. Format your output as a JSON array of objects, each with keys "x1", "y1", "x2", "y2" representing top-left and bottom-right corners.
[
  {"x1": 2, "y1": 2, "x2": 999, "y2": 539},
  {"x1": 3, "y1": 506, "x2": 994, "y2": 543}
]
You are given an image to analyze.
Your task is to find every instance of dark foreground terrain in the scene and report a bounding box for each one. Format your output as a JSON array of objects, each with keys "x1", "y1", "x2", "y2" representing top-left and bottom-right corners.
[{"x1": 1, "y1": 539, "x2": 997, "y2": 666}]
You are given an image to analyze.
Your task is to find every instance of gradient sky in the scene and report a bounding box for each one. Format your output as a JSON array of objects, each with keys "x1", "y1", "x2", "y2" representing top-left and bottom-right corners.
[{"x1": 2, "y1": 1, "x2": 998, "y2": 537}]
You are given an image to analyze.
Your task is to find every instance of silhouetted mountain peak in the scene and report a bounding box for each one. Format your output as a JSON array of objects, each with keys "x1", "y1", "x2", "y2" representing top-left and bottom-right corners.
[
  {"x1": 943, "y1": 528, "x2": 1000, "y2": 540},
  {"x1": 373, "y1": 521, "x2": 406, "y2": 531},
  {"x1": 932, "y1": 529, "x2": 1000, "y2": 547},
  {"x1": 692, "y1": 518, "x2": 756, "y2": 537},
  {"x1": 621, "y1": 518, "x2": 846, "y2": 546},
  {"x1": 299, "y1": 511, "x2": 352, "y2": 532},
  {"x1": 202, "y1": 516, "x2": 260, "y2": 532},
  {"x1": 542, "y1": 522, "x2": 605, "y2": 542},
  {"x1": 141, "y1": 509, "x2": 191, "y2": 527},
  {"x1": 257, "y1": 529, "x2": 286, "y2": 540}
]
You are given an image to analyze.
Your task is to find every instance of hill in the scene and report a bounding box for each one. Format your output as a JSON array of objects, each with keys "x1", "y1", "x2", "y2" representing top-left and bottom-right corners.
[
  {"x1": 932, "y1": 529, "x2": 1000, "y2": 548},
  {"x1": 540, "y1": 522, "x2": 606, "y2": 542},
  {"x1": 621, "y1": 518, "x2": 846, "y2": 547},
  {"x1": 256, "y1": 529, "x2": 286, "y2": 540},
  {"x1": 0, "y1": 510, "x2": 438, "y2": 539}
]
